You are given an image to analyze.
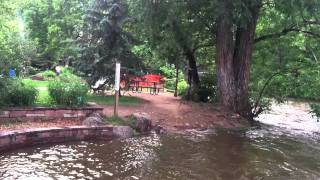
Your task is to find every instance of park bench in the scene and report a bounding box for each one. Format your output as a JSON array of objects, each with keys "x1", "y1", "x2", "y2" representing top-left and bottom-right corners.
[{"x1": 129, "y1": 74, "x2": 164, "y2": 94}]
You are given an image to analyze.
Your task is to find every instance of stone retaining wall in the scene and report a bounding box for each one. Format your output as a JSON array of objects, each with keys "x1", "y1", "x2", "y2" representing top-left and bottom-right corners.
[
  {"x1": 0, "y1": 107, "x2": 103, "y2": 121},
  {"x1": 0, "y1": 125, "x2": 133, "y2": 153}
]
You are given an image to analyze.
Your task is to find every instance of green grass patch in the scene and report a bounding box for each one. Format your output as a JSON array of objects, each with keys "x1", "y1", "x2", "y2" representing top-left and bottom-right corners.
[
  {"x1": 104, "y1": 115, "x2": 137, "y2": 126},
  {"x1": 22, "y1": 79, "x2": 142, "y2": 107},
  {"x1": 87, "y1": 94, "x2": 142, "y2": 106},
  {"x1": 35, "y1": 88, "x2": 53, "y2": 107},
  {"x1": 23, "y1": 79, "x2": 49, "y2": 88}
]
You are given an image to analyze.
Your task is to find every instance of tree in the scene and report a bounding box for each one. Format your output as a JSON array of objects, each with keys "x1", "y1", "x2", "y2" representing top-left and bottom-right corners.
[
  {"x1": 77, "y1": 0, "x2": 140, "y2": 88},
  {"x1": 215, "y1": 0, "x2": 320, "y2": 120},
  {"x1": 131, "y1": 0, "x2": 214, "y2": 100},
  {"x1": 23, "y1": 0, "x2": 87, "y2": 68}
]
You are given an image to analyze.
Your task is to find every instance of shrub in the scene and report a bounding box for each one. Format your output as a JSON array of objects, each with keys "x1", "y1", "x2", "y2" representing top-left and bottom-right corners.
[
  {"x1": 310, "y1": 103, "x2": 320, "y2": 122},
  {"x1": 165, "y1": 79, "x2": 175, "y2": 90},
  {"x1": 5, "y1": 79, "x2": 38, "y2": 106},
  {"x1": 48, "y1": 79, "x2": 89, "y2": 106},
  {"x1": 177, "y1": 80, "x2": 188, "y2": 96},
  {"x1": 199, "y1": 73, "x2": 217, "y2": 103},
  {"x1": 0, "y1": 78, "x2": 8, "y2": 107},
  {"x1": 40, "y1": 70, "x2": 56, "y2": 79}
]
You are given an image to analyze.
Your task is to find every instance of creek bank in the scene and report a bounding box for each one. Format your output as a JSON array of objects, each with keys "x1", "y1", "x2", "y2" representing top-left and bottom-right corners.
[{"x1": 0, "y1": 125, "x2": 133, "y2": 153}]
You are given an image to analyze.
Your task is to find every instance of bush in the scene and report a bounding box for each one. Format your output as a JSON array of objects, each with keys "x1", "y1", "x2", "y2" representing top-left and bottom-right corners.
[
  {"x1": 199, "y1": 73, "x2": 217, "y2": 102},
  {"x1": 40, "y1": 70, "x2": 56, "y2": 80},
  {"x1": 177, "y1": 80, "x2": 188, "y2": 96},
  {"x1": 165, "y1": 79, "x2": 175, "y2": 90},
  {"x1": 0, "y1": 78, "x2": 8, "y2": 107},
  {"x1": 48, "y1": 79, "x2": 89, "y2": 106},
  {"x1": 4, "y1": 79, "x2": 38, "y2": 106},
  {"x1": 310, "y1": 103, "x2": 320, "y2": 122}
]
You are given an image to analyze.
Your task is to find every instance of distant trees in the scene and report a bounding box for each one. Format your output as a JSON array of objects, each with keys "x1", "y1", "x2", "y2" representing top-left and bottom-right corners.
[{"x1": 23, "y1": 0, "x2": 87, "y2": 68}]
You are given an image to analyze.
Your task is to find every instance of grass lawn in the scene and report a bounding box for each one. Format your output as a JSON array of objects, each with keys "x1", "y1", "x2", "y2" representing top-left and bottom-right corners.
[
  {"x1": 23, "y1": 79, "x2": 49, "y2": 88},
  {"x1": 23, "y1": 79, "x2": 142, "y2": 107},
  {"x1": 87, "y1": 94, "x2": 142, "y2": 106}
]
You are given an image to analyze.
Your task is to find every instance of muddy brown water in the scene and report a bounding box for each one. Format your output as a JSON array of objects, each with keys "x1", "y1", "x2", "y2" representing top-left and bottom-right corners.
[{"x1": 1, "y1": 101, "x2": 320, "y2": 180}]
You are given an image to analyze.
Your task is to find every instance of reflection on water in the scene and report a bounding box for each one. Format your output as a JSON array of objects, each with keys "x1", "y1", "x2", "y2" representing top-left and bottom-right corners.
[
  {"x1": 1, "y1": 130, "x2": 320, "y2": 180},
  {"x1": 1, "y1": 101, "x2": 320, "y2": 180}
]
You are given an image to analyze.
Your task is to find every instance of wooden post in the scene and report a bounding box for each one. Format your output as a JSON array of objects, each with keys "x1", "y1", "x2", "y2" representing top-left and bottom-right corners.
[{"x1": 114, "y1": 63, "x2": 121, "y2": 117}]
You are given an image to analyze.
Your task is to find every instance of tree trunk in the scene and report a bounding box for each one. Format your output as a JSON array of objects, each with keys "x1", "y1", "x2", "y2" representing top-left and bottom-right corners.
[
  {"x1": 185, "y1": 48, "x2": 200, "y2": 87},
  {"x1": 215, "y1": 0, "x2": 261, "y2": 120},
  {"x1": 174, "y1": 62, "x2": 179, "y2": 97},
  {"x1": 184, "y1": 48, "x2": 200, "y2": 100}
]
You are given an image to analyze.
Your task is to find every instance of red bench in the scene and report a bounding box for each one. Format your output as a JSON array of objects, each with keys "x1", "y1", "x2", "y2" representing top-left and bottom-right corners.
[{"x1": 129, "y1": 74, "x2": 164, "y2": 94}]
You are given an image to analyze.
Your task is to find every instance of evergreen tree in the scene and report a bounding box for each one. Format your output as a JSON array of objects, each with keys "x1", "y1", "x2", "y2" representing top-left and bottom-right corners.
[{"x1": 77, "y1": 0, "x2": 140, "y2": 87}]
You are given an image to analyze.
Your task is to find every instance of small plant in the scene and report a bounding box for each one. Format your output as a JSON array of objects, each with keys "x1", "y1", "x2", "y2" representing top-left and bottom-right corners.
[{"x1": 310, "y1": 103, "x2": 320, "y2": 122}]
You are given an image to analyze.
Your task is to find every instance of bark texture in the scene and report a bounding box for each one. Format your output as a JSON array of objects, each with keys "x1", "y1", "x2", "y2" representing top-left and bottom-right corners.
[{"x1": 215, "y1": 0, "x2": 262, "y2": 120}]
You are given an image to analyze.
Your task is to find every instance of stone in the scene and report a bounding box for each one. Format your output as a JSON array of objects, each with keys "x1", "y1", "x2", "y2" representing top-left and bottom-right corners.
[
  {"x1": 153, "y1": 125, "x2": 167, "y2": 134},
  {"x1": 113, "y1": 126, "x2": 133, "y2": 138},
  {"x1": 131, "y1": 112, "x2": 152, "y2": 134},
  {"x1": 82, "y1": 116, "x2": 106, "y2": 127}
]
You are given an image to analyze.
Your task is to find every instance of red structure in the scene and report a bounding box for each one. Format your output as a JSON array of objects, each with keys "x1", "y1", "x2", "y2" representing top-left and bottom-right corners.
[{"x1": 128, "y1": 74, "x2": 165, "y2": 94}]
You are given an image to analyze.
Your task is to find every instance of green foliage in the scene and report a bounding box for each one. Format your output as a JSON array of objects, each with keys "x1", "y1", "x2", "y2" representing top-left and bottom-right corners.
[
  {"x1": 77, "y1": 0, "x2": 140, "y2": 86},
  {"x1": 177, "y1": 80, "x2": 188, "y2": 96},
  {"x1": 48, "y1": 78, "x2": 89, "y2": 106},
  {"x1": 198, "y1": 73, "x2": 218, "y2": 103},
  {"x1": 310, "y1": 103, "x2": 320, "y2": 121},
  {"x1": 38, "y1": 70, "x2": 56, "y2": 80},
  {"x1": 3, "y1": 79, "x2": 38, "y2": 107},
  {"x1": 23, "y1": 79, "x2": 49, "y2": 88},
  {"x1": 23, "y1": 0, "x2": 87, "y2": 68}
]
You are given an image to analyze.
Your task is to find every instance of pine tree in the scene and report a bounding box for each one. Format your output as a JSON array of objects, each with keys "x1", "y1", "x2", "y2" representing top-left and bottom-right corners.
[{"x1": 77, "y1": 0, "x2": 140, "y2": 87}]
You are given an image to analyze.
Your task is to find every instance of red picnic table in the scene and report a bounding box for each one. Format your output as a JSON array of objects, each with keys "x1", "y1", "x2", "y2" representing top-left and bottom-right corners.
[{"x1": 129, "y1": 74, "x2": 164, "y2": 94}]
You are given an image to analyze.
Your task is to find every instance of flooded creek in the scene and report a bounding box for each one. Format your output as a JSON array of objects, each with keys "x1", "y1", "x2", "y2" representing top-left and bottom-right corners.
[{"x1": 1, "y1": 101, "x2": 320, "y2": 180}]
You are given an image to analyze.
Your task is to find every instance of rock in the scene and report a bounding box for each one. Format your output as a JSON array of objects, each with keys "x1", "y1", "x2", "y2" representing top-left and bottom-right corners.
[
  {"x1": 153, "y1": 125, "x2": 167, "y2": 134},
  {"x1": 82, "y1": 116, "x2": 106, "y2": 126},
  {"x1": 113, "y1": 126, "x2": 134, "y2": 138},
  {"x1": 131, "y1": 112, "x2": 152, "y2": 134}
]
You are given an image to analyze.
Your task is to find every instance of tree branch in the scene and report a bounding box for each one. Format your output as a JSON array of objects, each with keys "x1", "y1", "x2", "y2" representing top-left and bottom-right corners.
[
  {"x1": 254, "y1": 26, "x2": 295, "y2": 43},
  {"x1": 192, "y1": 42, "x2": 213, "y2": 52},
  {"x1": 255, "y1": 26, "x2": 320, "y2": 43}
]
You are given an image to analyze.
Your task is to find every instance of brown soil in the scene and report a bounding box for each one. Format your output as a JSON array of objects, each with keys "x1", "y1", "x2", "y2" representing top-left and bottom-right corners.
[
  {"x1": 103, "y1": 93, "x2": 249, "y2": 132},
  {"x1": 0, "y1": 119, "x2": 83, "y2": 132},
  {"x1": 0, "y1": 93, "x2": 249, "y2": 133}
]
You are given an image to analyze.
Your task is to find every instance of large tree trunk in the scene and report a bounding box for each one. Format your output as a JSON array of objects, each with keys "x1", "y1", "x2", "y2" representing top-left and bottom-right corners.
[{"x1": 216, "y1": 0, "x2": 261, "y2": 120}]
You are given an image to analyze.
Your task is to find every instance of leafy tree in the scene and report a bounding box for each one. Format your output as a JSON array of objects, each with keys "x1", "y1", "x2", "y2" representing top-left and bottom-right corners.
[{"x1": 131, "y1": 0, "x2": 214, "y2": 100}]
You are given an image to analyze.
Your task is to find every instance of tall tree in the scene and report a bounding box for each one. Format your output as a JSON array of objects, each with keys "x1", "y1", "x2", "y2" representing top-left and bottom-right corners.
[
  {"x1": 77, "y1": 0, "x2": 140, "y2": 87},
  {"x1": 215, "y1": 0, "x2": 320, "y2": 120}
]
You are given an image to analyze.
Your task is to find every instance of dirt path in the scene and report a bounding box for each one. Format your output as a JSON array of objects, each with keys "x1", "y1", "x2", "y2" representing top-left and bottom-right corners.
[{"x1": 103, "y1": 93, "x2": 249, "y2": 132}]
